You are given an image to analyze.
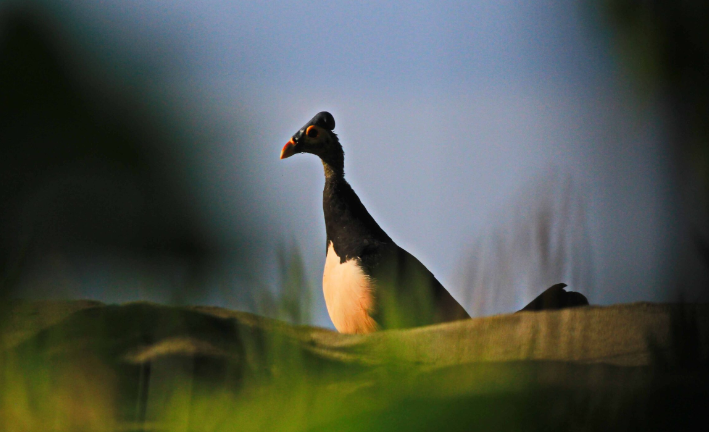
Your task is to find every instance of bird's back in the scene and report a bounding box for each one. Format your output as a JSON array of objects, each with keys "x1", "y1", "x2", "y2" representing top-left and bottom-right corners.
[
  {"x1": 367, "y1": 243, "x2": 470, "y2": 329},
  {"x1": 323, "y1": 177, "x2": 469, "y2": 332}
]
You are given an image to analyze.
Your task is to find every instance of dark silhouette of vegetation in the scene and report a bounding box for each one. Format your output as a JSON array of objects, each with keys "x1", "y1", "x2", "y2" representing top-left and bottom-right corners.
[
  {"x1": 517, "y1": 283, "x2": 588, "y2": 312},
  {"x1": 602, "y1": 0, "x2": 709, "y2": 297},
  {"x1": 0, "y1": 6, "x2": 226, "y2": 314}
]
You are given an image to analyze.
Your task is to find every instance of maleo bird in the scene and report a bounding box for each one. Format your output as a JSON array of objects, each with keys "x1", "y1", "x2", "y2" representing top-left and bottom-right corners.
[{"x1": 280, "y1": 112, "x2": 470, "y2": 333}]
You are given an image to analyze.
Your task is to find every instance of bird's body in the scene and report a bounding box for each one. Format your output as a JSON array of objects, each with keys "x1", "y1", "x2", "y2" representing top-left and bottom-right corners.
[{"x1": 281, "y1": 112, "x2": 469, "y2": 333}]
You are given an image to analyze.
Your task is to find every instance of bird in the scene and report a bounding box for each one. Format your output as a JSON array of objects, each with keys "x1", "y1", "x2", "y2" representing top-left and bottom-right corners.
[{"x1": 280, "y1": 112, "x2": 470, "y2": 334}]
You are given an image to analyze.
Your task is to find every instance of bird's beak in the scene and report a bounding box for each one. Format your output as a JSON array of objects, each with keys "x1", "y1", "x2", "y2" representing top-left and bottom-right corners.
[{"x1": 280, "y1": 138, "x2": 296, "y2": 159}]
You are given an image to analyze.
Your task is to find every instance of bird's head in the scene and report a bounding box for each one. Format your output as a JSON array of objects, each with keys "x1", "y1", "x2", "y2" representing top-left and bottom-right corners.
[{"x1": 280, "y1": 112, "x2": 341, "y2": 167}]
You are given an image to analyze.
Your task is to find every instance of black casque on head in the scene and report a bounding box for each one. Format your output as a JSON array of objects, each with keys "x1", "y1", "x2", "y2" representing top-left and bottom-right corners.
[
  {"x1": 307, "y1": 111, "x2": 335, "y2": 131},
  {"x1": 293, "y1": 111, "x2": 336, "y2": 144}
]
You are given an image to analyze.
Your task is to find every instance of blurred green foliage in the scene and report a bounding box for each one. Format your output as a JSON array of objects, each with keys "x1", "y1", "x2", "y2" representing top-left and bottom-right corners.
[
  {"x1": 2, "y1": 301, "x2": 709, "y2": 432},
  {"x1": 0, "y1": 5, "x2": 219, "y2": 306}
]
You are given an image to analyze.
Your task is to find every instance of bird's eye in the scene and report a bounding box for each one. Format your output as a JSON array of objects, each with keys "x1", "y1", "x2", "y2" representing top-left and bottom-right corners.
[{"x1": 306, "y1": 125, "x2": 319, "y2": 138}]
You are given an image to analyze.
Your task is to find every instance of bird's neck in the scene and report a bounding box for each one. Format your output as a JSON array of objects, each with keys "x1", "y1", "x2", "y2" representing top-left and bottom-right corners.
[
  {"x1": 322, "y1": 170, "x2": 393, "y2": 259},
  {"x1": 322, "y1": 160, "x2": 344, "y2": 180},
  {"x1": 323, "y1": 167, "x2": 346, "y2": 196},
  {"x1": 319, "y1": 135, "x2": 345, "y2": 180}
]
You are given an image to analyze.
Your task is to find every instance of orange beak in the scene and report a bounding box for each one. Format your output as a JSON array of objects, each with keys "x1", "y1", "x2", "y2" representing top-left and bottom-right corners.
[{"x1": 280, "y1": 138, "x2": 296, "y2": 159}]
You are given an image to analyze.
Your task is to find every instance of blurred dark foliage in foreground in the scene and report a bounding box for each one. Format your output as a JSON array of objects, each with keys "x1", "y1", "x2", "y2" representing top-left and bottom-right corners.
[
  {"x1": 3, "y1": 300, "x2": 708, "y2": 431},
  {"x1": 602, "y1": 0, "x2": 709, "y2": 293},
  {"x1": 0, "y1": 7, "x2": 220, "y2": 305},
  {"x1": 1, "y1": 2, "x2": 709, "y2": 431}
]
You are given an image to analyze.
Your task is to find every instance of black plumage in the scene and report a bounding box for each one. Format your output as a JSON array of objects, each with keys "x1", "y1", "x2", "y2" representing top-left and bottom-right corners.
[{"x1": 281, "y1": 112, "x2": 470, "y2": 333}]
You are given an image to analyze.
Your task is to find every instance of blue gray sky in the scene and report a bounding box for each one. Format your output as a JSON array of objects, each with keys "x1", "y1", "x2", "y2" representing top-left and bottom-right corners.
[{"x1": 23, "y1": 0, "x2": 677, "y2": 327}]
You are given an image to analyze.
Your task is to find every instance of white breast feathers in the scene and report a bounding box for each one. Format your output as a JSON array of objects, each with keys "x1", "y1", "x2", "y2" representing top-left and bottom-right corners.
[{"x1": 322, "y1": 242, "x2": 378, "y2": 334}]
